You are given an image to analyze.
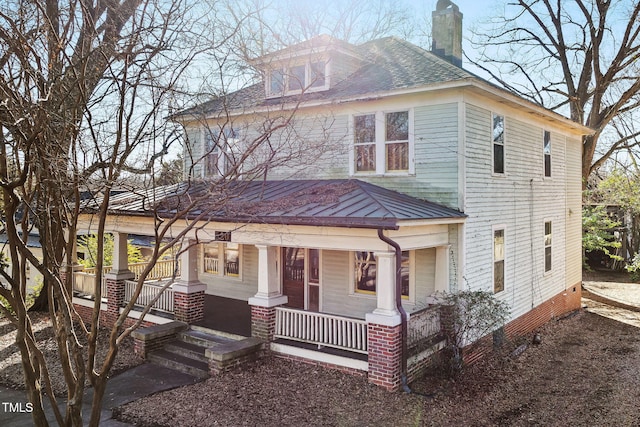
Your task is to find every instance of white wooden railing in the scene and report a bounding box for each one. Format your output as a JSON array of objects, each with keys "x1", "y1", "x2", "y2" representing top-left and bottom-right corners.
[
  {"x1": 275, "y1": 307, "x2": 368, "y2": 354},
  {"x1": 407, "y1": 305, "x2": 441, "y2": 349},
  {"x1": 72, "y1": 272, "x2": 107, "y2": 299},
  {"x1": 124, "y1": 280, "x2": 174, "y2": 314}
]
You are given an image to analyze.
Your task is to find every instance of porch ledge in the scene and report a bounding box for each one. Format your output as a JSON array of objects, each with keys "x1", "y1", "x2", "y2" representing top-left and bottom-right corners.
[
  {"x1": 130, "y1": 321, "x2": 188, "y2": 341},
  {"x1": 248, "y1": 295, "x2": 288, "y2": 308}
]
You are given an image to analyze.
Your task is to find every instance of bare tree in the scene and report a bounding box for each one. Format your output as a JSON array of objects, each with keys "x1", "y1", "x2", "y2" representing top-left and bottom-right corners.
[
  {"x1": 0, "y1": 0, "x2": 349, "y2": 424},
  {"x1": 469, "y1": 0, "x2": 640, "y2": 184}
]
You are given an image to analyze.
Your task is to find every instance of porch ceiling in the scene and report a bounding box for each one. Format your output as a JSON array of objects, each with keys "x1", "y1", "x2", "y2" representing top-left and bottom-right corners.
[{"x1": 87, "y1": 179, "x2": 466, "y2": 230}]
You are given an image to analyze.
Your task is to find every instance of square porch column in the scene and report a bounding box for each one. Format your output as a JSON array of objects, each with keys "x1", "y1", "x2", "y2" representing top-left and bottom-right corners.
[
  {"x1": 104, "y1": 232, "x2": 135, "y2": 328},
  {"x1": 366, "y1": 251, "x2": 403, "y2": 391},
  {"x1": 248, "y1": 245, "x2": 287, "y2": 341},
  {"x1": 173, "y1": 240, "x2": 206, "y2": 324},
  {"x1": 434, "y1": 245, "x2": 451, "y2": 294}
]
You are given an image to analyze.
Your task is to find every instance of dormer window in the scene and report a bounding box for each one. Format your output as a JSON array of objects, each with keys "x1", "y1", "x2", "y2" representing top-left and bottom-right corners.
[{"x1": 266, "y1": 60, "x2": 329, "y2": 98}]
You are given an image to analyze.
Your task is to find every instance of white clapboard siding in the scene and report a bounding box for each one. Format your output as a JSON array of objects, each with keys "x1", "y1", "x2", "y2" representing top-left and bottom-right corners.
[{"x1": 463, "y1": 103, "x2": 576, "y2": 321}]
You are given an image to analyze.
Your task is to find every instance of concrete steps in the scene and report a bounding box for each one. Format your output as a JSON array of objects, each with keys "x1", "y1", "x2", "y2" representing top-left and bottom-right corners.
[{"x1": 148, "y1": 325, "x2": 263, "y2": 378}]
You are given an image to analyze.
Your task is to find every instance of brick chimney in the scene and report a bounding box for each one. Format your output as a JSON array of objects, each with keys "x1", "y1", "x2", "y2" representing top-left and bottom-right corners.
[{"x1": 431, "y1": 0, "x2": 463, "y2": 67}]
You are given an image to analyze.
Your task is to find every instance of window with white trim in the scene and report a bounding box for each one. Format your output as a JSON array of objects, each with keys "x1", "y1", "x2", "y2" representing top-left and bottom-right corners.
[
  {"x1": 544, "y1": 221, "x2": 552, "y2": 272},
  {"x1": 543, "y1": 130, "x2": 551, "y2": 177},
  {"x1": 352, "y1": 110, "x2": 413, "y2": 175},
  {"x1": 492, "y1": 113, "x2": 505, "y2": 174},
  {"x1": 203, "y1": 127, "x2": 238, "y2": 178},
  {"x1": 493, "y1": 228, "x2": 505, "y2": 293},
  {"x1": 353, "y1": 251, "x2": 411, "y2": 297},
  {"x1": 267, "y1": 61, "x2": 328, "y2": 97},
  {"x1": 203, "y1": 242, "x2": 241, "y2": 277}
]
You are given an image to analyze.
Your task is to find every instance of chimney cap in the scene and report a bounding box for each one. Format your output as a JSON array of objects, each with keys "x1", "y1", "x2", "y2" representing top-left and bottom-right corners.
[{"x1": 436, "y1": 0, "x2": 459, "y2": 12}]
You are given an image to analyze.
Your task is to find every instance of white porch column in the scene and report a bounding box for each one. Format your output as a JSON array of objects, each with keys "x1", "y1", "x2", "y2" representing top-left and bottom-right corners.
[
  {"x1": 110, "y1": 232, "x2": 132, "y2": 275},
  {"x1": 173, "y1": 240, "x2": 205, "y2": 290},
  {"x1": 365, "y1": 251, "x2": 401, "y2": 326},
  {"x1": 248, "y1": 245, "x2": 287, "y2": 307},
  {"x1": 434, "y1": 245, "x2": 451, "y2": 294}
]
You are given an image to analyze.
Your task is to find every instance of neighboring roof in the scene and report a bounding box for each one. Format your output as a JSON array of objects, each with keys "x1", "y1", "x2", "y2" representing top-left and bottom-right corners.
[{"x1": 92, "y1": 179, "x2": 466, "y2": 230}]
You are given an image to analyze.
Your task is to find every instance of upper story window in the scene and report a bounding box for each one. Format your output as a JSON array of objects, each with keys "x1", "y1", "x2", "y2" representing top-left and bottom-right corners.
[
  {"x1": 203, "y1": 127, "x2": 238, "y2": 178},
  {"x1": 267, "y1": 60, "x2": 328, "y2": 98},
  {"x1": 492, "y1": 113, "x2": 505, "y2": 174},
  {"x1": 352, "y1": 110, "x2": 413, "y2": 175},
  {"x1": 543, "y1": 130, "x2": 551, "y2": 177}
]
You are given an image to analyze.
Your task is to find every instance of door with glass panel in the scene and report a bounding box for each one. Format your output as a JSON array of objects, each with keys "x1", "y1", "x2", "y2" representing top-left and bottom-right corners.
[{"x1": 282, "y1": 248, "x2": 320, "y2": 311}]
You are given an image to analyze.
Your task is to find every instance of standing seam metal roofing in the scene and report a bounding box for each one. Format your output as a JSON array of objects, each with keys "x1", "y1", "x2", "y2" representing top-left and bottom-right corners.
[{"x1": 100, "y1": 179, "x2": 466, "y2": 229}]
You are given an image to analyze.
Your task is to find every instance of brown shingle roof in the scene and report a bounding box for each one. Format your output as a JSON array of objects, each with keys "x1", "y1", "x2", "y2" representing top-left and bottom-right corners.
[{"x1": 176, "y1": 36, "x2": 477, "y2": 118}]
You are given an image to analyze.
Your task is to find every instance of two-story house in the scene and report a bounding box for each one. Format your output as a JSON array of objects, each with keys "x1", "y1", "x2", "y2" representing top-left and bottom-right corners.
[{"x1": 76, "y1": 2, "x2": 590, "y2": 391}]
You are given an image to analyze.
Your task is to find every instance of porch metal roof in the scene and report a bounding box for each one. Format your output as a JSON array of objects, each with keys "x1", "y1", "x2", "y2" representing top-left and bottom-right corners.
[{"x1": 94, "y1": 179, "x2": 466, "y2": 230}]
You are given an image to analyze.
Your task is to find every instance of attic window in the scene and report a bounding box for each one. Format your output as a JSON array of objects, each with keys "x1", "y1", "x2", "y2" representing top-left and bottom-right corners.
[{"x1": 266, "y1": 61, "x2": 328, "y2": 97}]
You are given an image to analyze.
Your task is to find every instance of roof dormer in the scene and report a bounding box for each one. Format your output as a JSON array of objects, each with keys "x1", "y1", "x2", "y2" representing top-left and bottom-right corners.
[{"x1": 251, "y1": 35, "x2": 363, "y2": 99}]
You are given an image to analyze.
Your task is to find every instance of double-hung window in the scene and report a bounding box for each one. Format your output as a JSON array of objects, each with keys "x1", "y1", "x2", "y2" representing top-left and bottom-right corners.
[
  {"x1": 544, "y1": 221, "x2": 552, "y2": 272},
  {"x1": 203, "y1": 127, "x2": 238, "y2": 178},
  {"x1": 493, "y1": 228, "x2": 505, "y2": 293},
  {"x1": 543, "y1": 130, "x2": 551, "y2": 177},
  {"x1": 492, "y1": 113, "x2": 505, "y2": 174},
  {"x1": 354, "y1": 114, "x2": 376, "y2": 172},
  {"x1": 352, "y1": 110, "x2": 413, "y2": 174}
]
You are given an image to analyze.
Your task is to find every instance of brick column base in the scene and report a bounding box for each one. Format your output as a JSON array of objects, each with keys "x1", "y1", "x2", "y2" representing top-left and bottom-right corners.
[
  {"x1": 367, "y1": 323, "x2": 403, "y2": 391},
  {"x1": 250, "y1": 305, "x2": 277, "y2": 342},
  {"x1": 174, "y1": 291, "x2": 205, "y2": 324}
]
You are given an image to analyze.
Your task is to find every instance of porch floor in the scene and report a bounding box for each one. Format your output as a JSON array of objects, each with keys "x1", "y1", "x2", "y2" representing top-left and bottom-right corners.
[{"x1": 193, "y1": 295, "x2": 252, "y2": 337}]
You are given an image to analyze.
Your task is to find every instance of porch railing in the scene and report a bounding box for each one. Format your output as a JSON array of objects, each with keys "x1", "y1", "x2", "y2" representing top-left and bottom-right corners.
[
  {"x1": 79, "y1": 259, "x2": 178, "y2": 281},
  {"x1": 407, "y1": 305, "x2": 442, "y2": 349},
  {"x1": 275, "y1": 307, "x2": 368, "y2": 354},
  {"x1": 124, "y1": 280, "x2": 174, "y2": 314}
]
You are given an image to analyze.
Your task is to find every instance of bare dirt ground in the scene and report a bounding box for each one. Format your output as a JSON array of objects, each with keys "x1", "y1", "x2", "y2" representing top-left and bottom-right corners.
[
  {"x1": 0, "y1": 313, "x2": 142, "y2": 396},
  {"x1": 114, "y1": 309, "x2": 640, "y2": 427}
]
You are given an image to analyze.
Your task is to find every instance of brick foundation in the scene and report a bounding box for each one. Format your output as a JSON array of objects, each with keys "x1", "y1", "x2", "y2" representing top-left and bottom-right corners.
[
  {"x1": 463, "y1": 284, "x2": 582, "y2": 365},
  {"x1": 174, "y1": 291, "x2": 205, "y2": 323},
  {"x1": 367, "y1": 323, "x2": 403, "y2": 391},
  {"x1": 250, "y1": 305, "x2": 277, "y2": 341}
]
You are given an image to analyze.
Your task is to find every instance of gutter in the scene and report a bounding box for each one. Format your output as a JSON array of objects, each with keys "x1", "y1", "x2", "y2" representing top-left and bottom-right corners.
[{"x1": 377, "y1": 229, "x2": 411, "y2": 393}]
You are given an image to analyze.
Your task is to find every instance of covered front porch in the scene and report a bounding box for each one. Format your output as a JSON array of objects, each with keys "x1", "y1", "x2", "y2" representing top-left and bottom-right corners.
[{"x1": 76, "y1": 179, "x2": 465, "y2": 390}]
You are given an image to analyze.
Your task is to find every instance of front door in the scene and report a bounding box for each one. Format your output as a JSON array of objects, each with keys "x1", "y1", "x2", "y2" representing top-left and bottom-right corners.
[{"x1": 283, "y1": 247, "x2": 305, "y2": 309}]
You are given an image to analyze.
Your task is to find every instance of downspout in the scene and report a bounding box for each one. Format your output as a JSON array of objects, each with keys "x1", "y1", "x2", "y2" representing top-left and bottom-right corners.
[{"x1": 377, "y1": 229, "x2": 411, "y2": 393}]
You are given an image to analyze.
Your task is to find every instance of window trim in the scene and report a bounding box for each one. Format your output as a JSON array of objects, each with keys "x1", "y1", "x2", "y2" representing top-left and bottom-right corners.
[
  {"x1": 544, "y1": 220, "x2": 552, "y2": 273},
  {"x1": 202, "y1": 127, "x2": 239, "y2": 178},
  {"x1": 202, "y1": 242, "x2": 242, "y2": 280},
  {"x1": 350, "y1": 250, "x2": 414, "y2": 300},
  {"x1": 492, "y1": 113, "x2": 505, "y2": 176},
  {"x1": 349, "y1": 109, "x2": 415, "y2": 176},
  {"x1": 493, "y1": 225, "x2": 505, "y2": 294},
  {"x1": 266, "y1": 60, "x2": 330, "y2": 98}
]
